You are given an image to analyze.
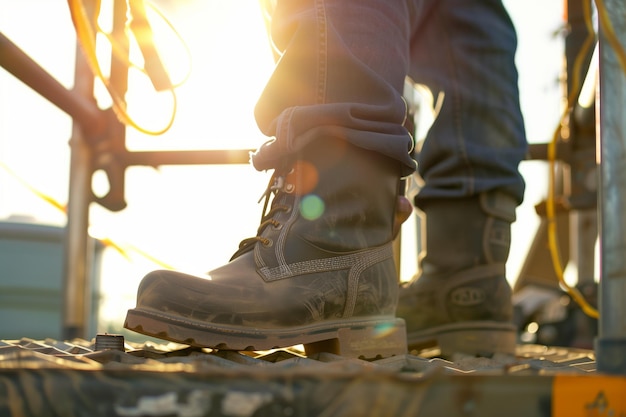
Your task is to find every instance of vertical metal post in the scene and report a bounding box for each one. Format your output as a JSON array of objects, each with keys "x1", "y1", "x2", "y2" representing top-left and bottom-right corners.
[
  {"x1": 595, "y1": 0, "x2": 626, "y2": 375},
  {"x1": 108, "y1": 0, "x2": 130, "y2": 173},
  {"x1": 62, "y1": 39, "x2": 96, "y2": 339},
  {"x1": 566, "y1": 0, "x2": 598, "y2": 286}
]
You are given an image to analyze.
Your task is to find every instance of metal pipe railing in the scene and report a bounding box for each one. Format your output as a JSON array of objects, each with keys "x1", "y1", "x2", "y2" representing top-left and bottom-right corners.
[{"x1": 0, "y1": 32, "x2": 106, "y2": 139}]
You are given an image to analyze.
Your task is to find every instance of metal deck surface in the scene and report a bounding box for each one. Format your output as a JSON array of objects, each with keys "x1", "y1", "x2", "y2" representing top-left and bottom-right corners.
[
  {"x1": 0, "y1": 337, "x2": 598, "y2": 374},
  {"x1": 3, "y1": 337, "x2": 625, "y2": 417}
]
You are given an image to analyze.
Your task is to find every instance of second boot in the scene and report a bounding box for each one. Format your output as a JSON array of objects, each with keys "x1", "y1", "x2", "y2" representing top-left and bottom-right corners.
[{"x1": 396, "y1": 191, "x2": 518, "y2": 357}]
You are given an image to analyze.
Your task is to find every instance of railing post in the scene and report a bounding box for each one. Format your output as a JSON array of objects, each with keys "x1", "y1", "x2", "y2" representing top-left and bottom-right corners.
[
  {"x1": 595, "y1": 0, "x2": 626, "y2": 375},
  {"x1": 62, "y1": 36, "x2": 96, "y2": 340}
]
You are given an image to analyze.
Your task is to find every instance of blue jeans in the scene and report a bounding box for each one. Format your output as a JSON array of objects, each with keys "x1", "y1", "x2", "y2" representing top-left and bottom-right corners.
[{"x1": 252, "y1": 0, "x2": 527, "y2": 206}]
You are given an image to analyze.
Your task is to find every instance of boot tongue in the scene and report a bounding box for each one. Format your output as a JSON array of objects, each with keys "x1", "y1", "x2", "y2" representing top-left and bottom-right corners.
[{"x1": 229, "y1": 171, "x2": 296, "y2": 261}]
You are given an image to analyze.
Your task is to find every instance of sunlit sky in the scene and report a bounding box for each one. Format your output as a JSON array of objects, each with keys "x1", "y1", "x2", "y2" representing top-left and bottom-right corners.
[{"x1": 1, "y1": 0, "x2": 565, "y2": 336}]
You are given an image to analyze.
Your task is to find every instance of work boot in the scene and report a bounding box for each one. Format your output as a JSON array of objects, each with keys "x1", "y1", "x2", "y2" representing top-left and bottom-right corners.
[
  {"x1": 396, "y1": 191, "x2": 518, "y2": 357},
  {"x1": 125, "y1": 138, "x2": 408, "y2": 359}
]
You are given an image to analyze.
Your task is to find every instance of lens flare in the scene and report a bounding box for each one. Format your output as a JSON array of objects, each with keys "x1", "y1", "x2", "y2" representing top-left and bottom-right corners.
[
  {"x1": 372, "y1": 322, "x2": 397, "y2": 339},
  {"x1": 286, "y1": 160, "x2": 319, "y2": 195},
  {"x1": 300, "y1": 194, "x2": 325, "y2": 220}
]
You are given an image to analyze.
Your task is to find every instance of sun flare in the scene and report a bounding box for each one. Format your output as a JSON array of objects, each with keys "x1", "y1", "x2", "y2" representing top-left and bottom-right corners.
[{"x1": 89, "y1": 0, "x2": 275, "y2": 147}]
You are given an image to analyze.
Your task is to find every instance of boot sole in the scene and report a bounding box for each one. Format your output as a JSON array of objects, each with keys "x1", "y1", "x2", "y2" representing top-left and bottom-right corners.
[
  {"x1": 407, "y1": 321, "x2": 517, "y2": 357},
  {"x1": 125, "y1": 308, "x2": 407, "y2": 359}
]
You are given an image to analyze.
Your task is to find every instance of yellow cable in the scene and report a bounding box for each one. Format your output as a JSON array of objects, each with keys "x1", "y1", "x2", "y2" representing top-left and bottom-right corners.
[
  {"x1": 547, "y1": 0, "x2": 626, "y2": 320},
  {"x1": 0, "y1": 161, "x2": 67, "y2": 214},
  {"x1": 1, "y1": 160, "x2": 176, "y2": 269},
  {"x1": 68, "y1": 0, "x2": 133, "y2": 130},
  {"x1": 67, "y1": 0, "x2": 188, "y2": 135},
  {"x1": 95, "y1": 2, "x2": 192, "y2": 88}
]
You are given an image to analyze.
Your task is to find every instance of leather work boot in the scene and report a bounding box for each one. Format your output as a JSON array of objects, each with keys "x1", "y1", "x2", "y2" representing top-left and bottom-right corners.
[
  {"x1": 125, "y1": 138, "x2": 408, "y2": 359},
  {"x1": 396, "y1": 191, "x2": 518, "y2": 357}
]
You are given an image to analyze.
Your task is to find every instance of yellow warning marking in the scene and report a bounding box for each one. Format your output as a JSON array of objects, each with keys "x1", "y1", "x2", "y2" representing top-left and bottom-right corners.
[{"x1": 553, "y1": 375, "x2": 626, "y2": 417}]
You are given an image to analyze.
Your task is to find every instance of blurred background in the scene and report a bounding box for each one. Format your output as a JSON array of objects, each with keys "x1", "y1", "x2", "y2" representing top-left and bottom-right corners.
[{"x1": 0, "y1": 0, "x2": 565, "y2": 341}]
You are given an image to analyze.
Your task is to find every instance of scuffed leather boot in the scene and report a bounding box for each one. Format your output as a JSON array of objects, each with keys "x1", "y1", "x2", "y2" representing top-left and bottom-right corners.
[
  {"x1": 125, "y1": 138, "x2": 408, "y2": 359},
  {"x1": 396, "y1": 191, "x2": 518, "y2": 357}
]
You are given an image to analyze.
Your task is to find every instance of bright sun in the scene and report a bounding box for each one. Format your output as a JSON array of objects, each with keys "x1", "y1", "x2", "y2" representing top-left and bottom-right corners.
[{"x1": 88, "y1": 0, "x2": 275, "y2": 149}]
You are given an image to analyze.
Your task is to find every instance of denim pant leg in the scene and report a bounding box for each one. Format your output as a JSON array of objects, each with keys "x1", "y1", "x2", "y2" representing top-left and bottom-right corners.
[
  {"x1": 409, "y1": 0, "x2": 528, "y2": 207},
  {"x1": 252, "y1": 0, "x2": 418, "y2": 176}
]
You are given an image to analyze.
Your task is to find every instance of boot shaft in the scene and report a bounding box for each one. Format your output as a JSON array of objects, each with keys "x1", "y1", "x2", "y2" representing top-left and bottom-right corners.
[
  {"x1": 254, "y1": 138, "x2": 404, "y2": 269},
  {"x1": 398, "y1": 190, "x2": 518, "y2": 356},
  {"x1": 419, "y1": 190, "x2": 517, "y2": 276}
]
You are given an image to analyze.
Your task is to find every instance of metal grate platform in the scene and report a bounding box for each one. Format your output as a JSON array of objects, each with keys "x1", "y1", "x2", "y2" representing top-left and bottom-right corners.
[
  {"x1": 2, "y1": 337, "x2": 624, "y2": 416},
  {"x1": 0, "y1": 337, "x2": 598, "y2": 374}
]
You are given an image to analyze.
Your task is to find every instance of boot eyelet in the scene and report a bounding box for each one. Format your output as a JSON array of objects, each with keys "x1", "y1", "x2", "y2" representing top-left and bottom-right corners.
[
  {"x1": 262, "y1": 238, "x2": 273, "y2": 247},
  {"x1": 272, "y1": 223, "x2": 283, "y2": 231},
  {"x1": 284, "y1": 183, "x2": 295, "y2": 193}
]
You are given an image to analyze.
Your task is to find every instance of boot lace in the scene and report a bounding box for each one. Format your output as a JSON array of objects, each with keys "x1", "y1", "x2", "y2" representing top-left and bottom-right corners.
[{"x1": 229, "y1": 172, "x2": 292, "y2": 260}]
